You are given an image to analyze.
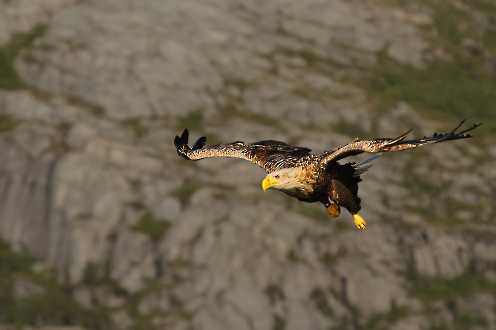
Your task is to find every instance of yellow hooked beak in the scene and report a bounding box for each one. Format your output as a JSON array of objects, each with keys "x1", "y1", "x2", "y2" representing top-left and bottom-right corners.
[{"x1": 262, "y1": 176, "x2": 278, "y2": 191}]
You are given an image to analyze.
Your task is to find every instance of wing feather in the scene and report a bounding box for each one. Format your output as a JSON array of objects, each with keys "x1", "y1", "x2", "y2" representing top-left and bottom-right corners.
[
  {"x1": 319, "y1": 120, "x2": 481, "y2": 165},
  {"x1": 174, "y1": 129, "x2": 311, "y2": 172}
]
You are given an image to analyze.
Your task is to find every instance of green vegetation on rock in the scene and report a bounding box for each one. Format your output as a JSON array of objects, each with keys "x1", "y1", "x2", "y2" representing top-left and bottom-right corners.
[
  {"x1": 0, "y1": 114, "x2": 20, "y2": 132},
  {"x1": 121, "y1": 117, "x2": 148, "y2": 138},
  {"x1": 171, "y1": 181, "x2": 202, "y2": 206},
  {"x1": 0, "y1": 240, "x2": 111, "y2": 329},
  {"x1": 0, "y1": 24, "x2": 47, "y2": 90},
  {"x1": 411, "y1": 272, "x2": 496, "y2": 301},
  {"x1": 272, "y1": 315, "x2": 286, "y2": 330},
  {"x1": 310, "y1": 288, "x2": 335, "y2": 318},
  {"x1": 176, "y1": 110, "x2": 204, "y2": 130},
  {"x1": 369, "y1": 55, "x2": 496, "y2": 130},
  {"x1": 365, "y1": 303, "x2": 409, "y2": 330},
  {"x1": 132, "y1": 212, "x2": 171, "y2": 241},
  {"x1": 370, "y1": 1, "x2": 496, "y2": 133}
]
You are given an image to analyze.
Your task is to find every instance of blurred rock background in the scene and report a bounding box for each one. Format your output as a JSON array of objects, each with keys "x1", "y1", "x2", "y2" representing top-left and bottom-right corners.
[{"x1": 0, "y1": 0, "x2": 495, "y2": 329}]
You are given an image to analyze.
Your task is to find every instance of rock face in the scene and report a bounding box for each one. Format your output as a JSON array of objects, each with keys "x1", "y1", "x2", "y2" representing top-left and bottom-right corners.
[{"x1": 0, "y1": 0, "x2": 495, "y2": 330}]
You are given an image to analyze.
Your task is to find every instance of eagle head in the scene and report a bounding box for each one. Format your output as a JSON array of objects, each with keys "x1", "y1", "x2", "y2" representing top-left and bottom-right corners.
[{"x1": 261, "y1": 167, "x2": 306, "y2": 192}]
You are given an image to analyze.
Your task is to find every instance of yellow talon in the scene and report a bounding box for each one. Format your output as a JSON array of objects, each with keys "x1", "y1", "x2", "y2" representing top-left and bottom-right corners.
[
  {"x1": 326, "y1": 203, "x2": 341, "y2": 218},
  {"x1": 353, "y1": 213, "x2": 367, "y2": 230}
]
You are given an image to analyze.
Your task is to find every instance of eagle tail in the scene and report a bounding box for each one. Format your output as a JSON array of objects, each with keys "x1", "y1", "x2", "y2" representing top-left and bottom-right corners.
[
  {"x1": 351, "y1": 154, "x2": 381, "y2": 177},
  {"x1": 174, "y1": 129, "x2": 207, "y2": 159}
]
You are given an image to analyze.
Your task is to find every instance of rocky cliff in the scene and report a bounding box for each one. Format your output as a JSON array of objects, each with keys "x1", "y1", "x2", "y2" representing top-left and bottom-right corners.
[{"x1": 0, "y1": 1, "x2": 495, "y2": 329}]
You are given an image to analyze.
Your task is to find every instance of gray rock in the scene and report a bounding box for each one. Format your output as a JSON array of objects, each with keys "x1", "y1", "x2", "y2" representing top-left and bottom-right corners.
[
  {"x1": 390, "y1": 317, "x2": 427, "y2": 330},
  {"x1": 14, "y1": 278, "x2": 45, "y2": 298},
  {"x1": 414, "y1": 234, "x2": 470, "y2": 278},
  {"x1": 73, "y1": 287, "x2": 92, "y2": 309},
  {"x1": 153, "y1": 197, "x2": 181, "y2": 221},
  {"x1": 0, "y1": 126, "x2": 60, "y2": 259},
  {"x1": 111, "y1": 310, "x2": 133, "y2": 330},
  {"x1": 473, "y1": 241, "x2": 496, "y2": 270},
  {"x1": 0, "y1": 0, "x2": 79, "y2": 45},
  {"x1": 53, "y1": 152, "x2": 133, "y2": 283},
  {"x1": 110, "y1": 229, "x2": 157, "y2": 293}
]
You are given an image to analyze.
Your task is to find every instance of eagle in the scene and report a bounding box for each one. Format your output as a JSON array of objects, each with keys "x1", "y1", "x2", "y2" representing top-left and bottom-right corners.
[{"x1": 174, "y1": 120, "x2": 480, "y2": 230}]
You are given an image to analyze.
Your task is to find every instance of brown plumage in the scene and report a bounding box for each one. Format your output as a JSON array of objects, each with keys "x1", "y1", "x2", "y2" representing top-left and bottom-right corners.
[{"x1": 174, "y1": 120, "x2": 481, "y2": 230}]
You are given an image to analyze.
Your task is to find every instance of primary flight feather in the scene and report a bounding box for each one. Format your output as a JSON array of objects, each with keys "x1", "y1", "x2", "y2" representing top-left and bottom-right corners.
[{"x1": 174, "y1": 120, "x2": 481, "y2": 230}]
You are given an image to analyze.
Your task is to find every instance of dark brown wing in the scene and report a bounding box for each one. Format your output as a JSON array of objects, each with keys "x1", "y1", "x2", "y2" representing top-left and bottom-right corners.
[
  {"x1": 174, "y1": 129, "x2": 311, "y2": 173},
  {"x1": 319, "y1": 120, "x2": 481, "y2": 165}
]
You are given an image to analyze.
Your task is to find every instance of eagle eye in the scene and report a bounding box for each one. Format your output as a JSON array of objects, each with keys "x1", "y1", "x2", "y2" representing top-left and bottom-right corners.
[{"x1": 274, "y1": 175, "x2": 280, "y2": 179}]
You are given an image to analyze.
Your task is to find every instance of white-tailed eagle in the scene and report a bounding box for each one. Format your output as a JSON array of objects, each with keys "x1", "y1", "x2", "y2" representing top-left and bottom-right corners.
[{"x1": 174, "y1": 120, "x2": 480, "y2": 230}]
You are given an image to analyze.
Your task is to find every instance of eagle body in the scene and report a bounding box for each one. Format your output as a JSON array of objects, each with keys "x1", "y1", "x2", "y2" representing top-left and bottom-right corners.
[
  {"x1": 268, "y1": 162, "x2": 360, "y2": 212},
  {"x1": 174, "y1": 120, "x2": 480, "y2": 230}
]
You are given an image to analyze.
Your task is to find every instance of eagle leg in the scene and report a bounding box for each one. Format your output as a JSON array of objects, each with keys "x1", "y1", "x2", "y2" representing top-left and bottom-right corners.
[
  {"x1": 325, "y1": 198, "x2": 341, "y2": 218},
  {"x1": 352, "y1": 213, "x2": 367, "y2": 230}
]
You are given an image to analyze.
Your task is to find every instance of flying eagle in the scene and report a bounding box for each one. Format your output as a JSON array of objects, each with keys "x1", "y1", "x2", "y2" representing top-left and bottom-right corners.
[{"x1": 174, "y1": 120, "x2": 480, "y2": 230}]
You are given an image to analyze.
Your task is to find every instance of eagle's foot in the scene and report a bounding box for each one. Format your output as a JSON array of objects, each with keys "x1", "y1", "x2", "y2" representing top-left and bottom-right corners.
[
  {"x1": 353, "y1": 213, "x2": 367, "y2": 230},
  {"x1": 326, "y1": 202, "x2": 341, "y2": 218}
]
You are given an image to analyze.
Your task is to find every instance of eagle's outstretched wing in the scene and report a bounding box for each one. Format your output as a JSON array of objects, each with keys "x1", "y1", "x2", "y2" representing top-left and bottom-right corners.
[
  {"x1": 174, "y1": 129, "x2": 311, "y2": 173},
  {"x1": 319, "y1": 120, "x2": 482, "y2": 165}
]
